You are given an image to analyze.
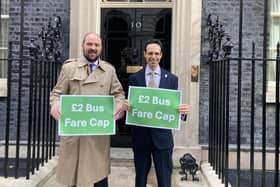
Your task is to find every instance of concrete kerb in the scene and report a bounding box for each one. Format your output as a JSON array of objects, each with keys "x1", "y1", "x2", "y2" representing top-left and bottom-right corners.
[
  {"x1": 200, "y1": 161, "x2": 232, "y2": 187},
  {"x1": 0, "y1": 156, "x2": 58, "y2": 187}
]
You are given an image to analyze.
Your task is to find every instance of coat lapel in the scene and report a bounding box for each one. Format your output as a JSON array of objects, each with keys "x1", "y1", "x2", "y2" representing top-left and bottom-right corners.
[
  {"x1": 159, "y1": 68, "x2": 168, "y2": 88},
  {"x1": 83, "y1": 60, "x2": 106, "y2": 84},
  {"x1": 84, "y1": 70, "x2": 99, "y2": 84},
  {"x1": 71, "y1": 61, "x2": 88, "y2": 81},
  {"x1": 137, "y1": 68, "x2": 147, "y2": 87}
]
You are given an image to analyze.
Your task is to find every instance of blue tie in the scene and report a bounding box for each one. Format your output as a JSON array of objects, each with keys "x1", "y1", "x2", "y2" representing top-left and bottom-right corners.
[{"x1": 89, "y1": 63, "x2": 96, "y2": 73}]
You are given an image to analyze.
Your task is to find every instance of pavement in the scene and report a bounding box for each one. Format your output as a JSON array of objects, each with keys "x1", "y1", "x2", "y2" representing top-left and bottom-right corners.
[{"x1": 0, "y1": 148, "x2": 222, "y2": 187}]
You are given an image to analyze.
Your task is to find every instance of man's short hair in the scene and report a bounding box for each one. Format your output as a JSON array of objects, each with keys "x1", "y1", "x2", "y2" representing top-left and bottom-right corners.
[
  {"x1": 82, "y1": 32, "x2": 101, "y2": 44},
  {"x1": 144, "y1": 39, "x2": 163, "y2": 52}
]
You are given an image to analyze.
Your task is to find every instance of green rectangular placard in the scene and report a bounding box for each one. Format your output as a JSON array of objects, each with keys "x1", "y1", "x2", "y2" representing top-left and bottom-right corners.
[
  {"x1": 59, "y1": 95, "x2": 115, "y2": 136},
  {"x1": 126, "y1": 86, "x2": 182, "y2": 130}
]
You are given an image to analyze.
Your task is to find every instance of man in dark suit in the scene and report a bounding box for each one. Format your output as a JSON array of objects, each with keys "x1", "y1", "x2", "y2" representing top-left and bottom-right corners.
[{"x1": 121, "y1": 39, "x2": 190, "y2": 187}]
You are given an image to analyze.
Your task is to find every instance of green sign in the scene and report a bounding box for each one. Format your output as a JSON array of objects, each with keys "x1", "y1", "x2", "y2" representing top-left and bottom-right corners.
[
  {"x1": 59, "y1": 95, "x2": 115, "y2": 136},
  {"x1": 126, "y1": 86, "x2": 181, "y2": 129}
]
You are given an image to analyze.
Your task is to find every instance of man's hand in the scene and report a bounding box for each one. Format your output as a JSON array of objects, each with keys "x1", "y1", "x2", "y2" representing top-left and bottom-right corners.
[
  {"x1": 122, "y1": 99, "x2": 130, "y2": 111},
  {"x1": 51, "y1": 104, "x2": 61, "y2": 121},
  {"x1": 114, "y1": 107, "x2": 124, "y2": 120},
  {"x1": 179, "y1": 104, "x2": 190, "y2": 121},
  {"x1": 178, "y1": 104, "x2": 190, "y2": 115},
  {"x1": 114, "y1": 100, "x2": 130, "y2": 120}
]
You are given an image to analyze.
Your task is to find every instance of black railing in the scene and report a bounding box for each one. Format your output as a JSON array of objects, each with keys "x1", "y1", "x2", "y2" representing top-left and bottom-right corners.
[
  {"x1": 209, "y1": 44, "x2": 280, "y2": 187},
  {"x1": 207, "y1": 11, "x2": 280, "y2": 187},
  {"x1": 2, "y1": 16, "x2": 62, "y2": 179}
]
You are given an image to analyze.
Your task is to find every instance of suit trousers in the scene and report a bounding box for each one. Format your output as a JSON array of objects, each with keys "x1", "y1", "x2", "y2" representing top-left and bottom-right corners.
[
  {"x1": 94, "y1": 177, "x2": 108, "y2": 187},
  {"x1": 134, "y1": 148, "x2": 173, "y2": 187}
]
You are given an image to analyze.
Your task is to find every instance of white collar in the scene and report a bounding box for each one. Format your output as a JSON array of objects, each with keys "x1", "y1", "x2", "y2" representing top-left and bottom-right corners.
[{"x1": 145, "y1": 65, "x2": 160, "y2": 75}]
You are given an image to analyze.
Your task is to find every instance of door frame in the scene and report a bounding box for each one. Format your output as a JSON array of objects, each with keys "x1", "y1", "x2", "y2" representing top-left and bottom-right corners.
[
  {"x1": 69, "y1": 0, "x2": 203, "y2": 153},
  {"x1": 100, "y1": 1, "x2": 173, "y2": 9},
  {"x1": 69, "y1": 1, "x2": 173, "y2": 59}
]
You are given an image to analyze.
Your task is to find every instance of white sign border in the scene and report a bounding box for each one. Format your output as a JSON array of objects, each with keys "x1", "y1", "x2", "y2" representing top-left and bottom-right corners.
[
  {"x1": 125, "y1": 86, "x2": 182, "y2": 130},
  {"x1": 59, "y1": 95, "x2": 115, "y2": 136}
]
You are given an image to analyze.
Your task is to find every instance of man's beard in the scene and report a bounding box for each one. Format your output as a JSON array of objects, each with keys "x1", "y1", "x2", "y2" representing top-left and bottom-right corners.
[
  {"x1": 85, "y1": 55, "x2": 98, "y2": 62},
  {"x1": 84, "y1": 49, "x2": 99, "y2": 62}
]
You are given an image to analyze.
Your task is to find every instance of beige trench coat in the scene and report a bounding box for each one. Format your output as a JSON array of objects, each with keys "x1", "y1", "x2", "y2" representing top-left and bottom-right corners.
[{"x1": 50, "y1": 58, "x2": 125, "y2": 186}]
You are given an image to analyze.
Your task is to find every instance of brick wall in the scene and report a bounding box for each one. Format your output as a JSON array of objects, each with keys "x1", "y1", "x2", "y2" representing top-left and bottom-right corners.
[{"x1": 0, "y1": 0, "x2": 70, "y2": 141}]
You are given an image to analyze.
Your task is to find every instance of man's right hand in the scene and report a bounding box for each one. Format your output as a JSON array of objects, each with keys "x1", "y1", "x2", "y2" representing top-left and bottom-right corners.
[
  {"x1": 51, "y1": 104, "x2": 61, "y2": 121},
  {"x1": 121, "y1": 99, "x2": 130, "y2": 111}
]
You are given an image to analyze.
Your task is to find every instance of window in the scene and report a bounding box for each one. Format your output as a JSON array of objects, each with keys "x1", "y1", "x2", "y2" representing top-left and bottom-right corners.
[
  {"x1": 268, "y1": 0, "x2": 280, "y2": 81},
  {"x1": 0, "y1": 0, "x2": 9, "y2": 78}
]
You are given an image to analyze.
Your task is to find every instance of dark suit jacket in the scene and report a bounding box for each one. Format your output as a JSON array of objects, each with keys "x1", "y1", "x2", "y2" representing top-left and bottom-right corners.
[{"x1": 128, "y1": 67, "x2": 178, "y2": 151}]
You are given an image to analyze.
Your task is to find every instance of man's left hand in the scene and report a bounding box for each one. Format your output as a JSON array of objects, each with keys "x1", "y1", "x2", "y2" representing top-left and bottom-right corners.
[{"x1": 179, "y1": 104, "x2": 190, "y2": 115}]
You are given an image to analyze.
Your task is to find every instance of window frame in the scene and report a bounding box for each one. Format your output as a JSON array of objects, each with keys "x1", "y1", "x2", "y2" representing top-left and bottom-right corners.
[
  {"x1": 0, "y1": 2, "x2": 9, "y2": 97},
  {"x1": 266, "y1": 1, "x2": 280, "y2": 103}
]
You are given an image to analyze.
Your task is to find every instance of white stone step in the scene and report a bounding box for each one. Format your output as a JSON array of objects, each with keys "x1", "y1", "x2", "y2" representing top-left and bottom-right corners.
[{"x1": 40, "y1": 166, "x2": 208, "y2": 187}]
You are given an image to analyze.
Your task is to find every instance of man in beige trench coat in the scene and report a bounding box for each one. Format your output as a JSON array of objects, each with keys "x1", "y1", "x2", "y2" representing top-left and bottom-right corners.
[{"x1": 50, "y1": 32, "x2": 125, "y2": 187}]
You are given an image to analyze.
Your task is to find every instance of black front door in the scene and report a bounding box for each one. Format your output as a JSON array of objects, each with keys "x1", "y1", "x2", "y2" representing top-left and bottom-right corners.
[{"x1": 101, "y1": 8, "x2": 171, "y2": 147}]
